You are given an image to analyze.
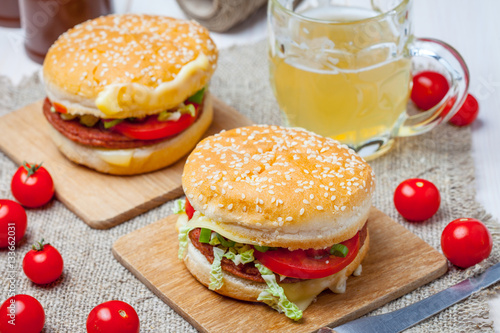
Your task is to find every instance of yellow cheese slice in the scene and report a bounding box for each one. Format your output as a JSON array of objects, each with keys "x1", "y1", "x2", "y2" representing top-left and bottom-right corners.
[
  {"x1": 96, "y1": 53, "x2": 211, "y2": 116},
  {"x1": 281, "y1": 271, "x2": 349, "y2": 310},
  {"x1": 95, "y1": 149, "x2": 134, "y2": 166},
  {"x1": 185, "y1": 212, "x2": 263, "y2": 246}
]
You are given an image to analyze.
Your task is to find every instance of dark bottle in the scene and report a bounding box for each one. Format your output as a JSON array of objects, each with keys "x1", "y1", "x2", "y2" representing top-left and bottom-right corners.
[
  {"x1": 19, "y1": 0, "x2": 113, "y2": 64},
  {"x1": 0, "y1": 0, "x2": 21, "y2": 28}
]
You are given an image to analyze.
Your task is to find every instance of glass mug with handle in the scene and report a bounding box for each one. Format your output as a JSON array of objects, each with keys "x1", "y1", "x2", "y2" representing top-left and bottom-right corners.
[{"x1": 268, "y1": 0, "x2": 469, "y2": 160}]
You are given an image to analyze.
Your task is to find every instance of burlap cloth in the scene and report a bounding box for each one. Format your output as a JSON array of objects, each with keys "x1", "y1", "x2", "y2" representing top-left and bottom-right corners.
[
  {"x1": 175, "y1": 0, "x2": 267, "y2": 32},
  {"x1": 0, "y1": 40, "x2": 499, "y2": 332}
]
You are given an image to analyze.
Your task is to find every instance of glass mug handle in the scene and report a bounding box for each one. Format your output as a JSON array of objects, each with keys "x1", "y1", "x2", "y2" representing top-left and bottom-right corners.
[{"x1": 396, "y1": 38, "x2": 470, "y2": 137}]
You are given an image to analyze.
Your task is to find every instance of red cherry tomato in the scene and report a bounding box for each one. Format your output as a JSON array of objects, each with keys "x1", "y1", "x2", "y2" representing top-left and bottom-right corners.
[
  {"x1": 0, "y1": 294, "x2": 45, "y2": 333},
  {"x1": 394, "y1": 178, "x2": 440, "y2": 222},
  {"x1": 449, "y1": 94, "x2": 479, "y2": 126},
  {"x1": 254, "y1": 232, "x2": 360, "y2": 279},
  {"x1": 0, "y1": 200, "x2": 27, "y2": 248},
  {"x1": 111, "y1": 103, "x2": 199, "y2": 141},
  {"x1": 185, "y1": 198, "x2": 195, "y2": 220},
  {"x1": 441, "y1": 218, "x2": 492, "y2": 268},
  {"x1": 411, "y1": 71, "x2": 450, "y2": 110},
  {"x1": 23, "y1": 240, "x2": 64, "y2": 285},
  {"x1": 11, "y1": 162, "x2": 55, "y2": 208},
  {"x1": 87, "y1": 300, "x2": 140, "y2": 333}
]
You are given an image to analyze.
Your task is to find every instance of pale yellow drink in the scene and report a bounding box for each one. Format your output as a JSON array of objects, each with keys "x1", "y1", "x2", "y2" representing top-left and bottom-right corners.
[{"x1": 269, "y1": 6, "x2": 412, "y2": 149}]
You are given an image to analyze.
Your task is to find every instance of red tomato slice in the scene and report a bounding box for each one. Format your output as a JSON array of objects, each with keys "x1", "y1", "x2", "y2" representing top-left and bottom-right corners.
[
  {"x1": 185, "y1": 198, "x2": 195, "y2": 220},
  {"x1": 254, "y1": 233, "x2": 360, "y2": 279},
  {"x1": 52, "y1": 102, "x2": 68, "y2": 114},
  {"x1": 111, "y1": 103, "x2": 199, "y2": 140}
]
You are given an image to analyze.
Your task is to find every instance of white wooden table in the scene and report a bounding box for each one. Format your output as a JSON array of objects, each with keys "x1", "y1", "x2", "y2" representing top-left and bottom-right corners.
[{"x1": 1, "y1": 0, "x2": 499, "y2": 330}]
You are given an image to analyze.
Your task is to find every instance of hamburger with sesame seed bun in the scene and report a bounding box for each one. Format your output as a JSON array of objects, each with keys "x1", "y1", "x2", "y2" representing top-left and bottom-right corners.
[
  {"x1": 175, "y1": 125, "x2": 375, "y2": 321},
  {"x1": 42, "y1": 14, "x2": 217, "y2": 175}
]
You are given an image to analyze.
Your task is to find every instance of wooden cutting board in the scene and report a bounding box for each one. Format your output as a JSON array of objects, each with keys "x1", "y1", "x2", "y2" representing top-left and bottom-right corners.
[
  {"x1": 112, "y1": 207, "x2": 448, "y2": 333},
  {"x1": 0, "y1": 97, "x2": 252, "y2": 229}
]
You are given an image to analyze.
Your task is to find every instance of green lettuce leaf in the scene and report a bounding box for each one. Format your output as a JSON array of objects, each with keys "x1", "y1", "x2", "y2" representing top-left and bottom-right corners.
[
  {"x1": 173, "y1": 199, "x2": 186, "y2": 214},
  {"x1": 177, "y1": 224, "x2": 191, "y2": 260},
  {"x1": 223, "y1": 245, "x2": 254, "y2": 265},
  {"x1": 255, "y1": 263, "x2": 303, "y2": 321},
  {"x1": 187, "y1": 87, "x2": 206, "y2": 104},
  {"x1": 209, "y1": 247, "x2": 225, "y2": 290},
  {"x1": 208, "y1": 232, "x2": 221, "y2": 246},
  {"x1": 179, "y1": 103, "x2": 196, "y2": 117}
]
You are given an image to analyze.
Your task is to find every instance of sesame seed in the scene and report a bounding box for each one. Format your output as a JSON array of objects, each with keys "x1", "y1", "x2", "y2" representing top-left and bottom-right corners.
[
  {"x1": 316, "y1": 206, "x2": 324, "y2": 210},
  {"x1": 286, "y1": 217, "x2": 293, "y2": 221},
  {"x1": 300, "y1": 208, "x2": 305, "y2": 215},
  {"x1": 303, "y1": 199, "x2": 309, "y2": 204},
  {"x1": 227, "y1": 204, "x2": 233, "y2": 210}
]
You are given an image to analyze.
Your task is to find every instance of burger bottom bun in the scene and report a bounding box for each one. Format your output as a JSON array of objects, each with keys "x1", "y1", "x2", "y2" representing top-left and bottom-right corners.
[
  {"x1": 183, "y1": 230, "x2": 369, "y2": 306},
  {"x1": 46, "y1": 95, "x2": 213, "y2": 175}
]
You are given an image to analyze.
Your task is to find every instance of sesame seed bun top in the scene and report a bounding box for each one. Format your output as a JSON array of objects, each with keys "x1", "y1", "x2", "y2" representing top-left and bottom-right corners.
[
  {"x1": 182, "y1": 125, "x2": 375, "y2": 250},
  {"x1": 43, "y1": 14, "x2": 218, "y2": 119}
]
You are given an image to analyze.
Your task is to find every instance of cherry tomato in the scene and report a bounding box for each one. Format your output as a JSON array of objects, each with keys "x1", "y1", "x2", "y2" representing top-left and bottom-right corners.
[
  {"x1": 254, "y1": 232, "x2": 359, "y2": 279},
  {"x1": 11, "y1": 162, "x2": 55, "y2": 208},
  {"x1": 411, "y1": 71, "x2": 450, "y2": 110},
  {"x1": 86, "y1": 300, "x2": 140, "y2": 333},
  {"x1": 394, "y1": 178, "x2": 440, "y2": 222},
  {"x1": 111, "y1": 104, "x2": 198, "y2": 140},
  {"x1": 449, "y1": 94, "x2": 479, "y2": 126},
  {"x1": 441, "y1": 218, "x2": 492, "y2": 268},
  {"x1": 0, "y1": 294, "x2": 45, "y2": 333},
  {"x1": 0, "y1": 200, "x2": 27, "y2": 248},
  {"x1": 185, "y1": 198, "x2": 195, "y2": 220},
  {"x1": 23, "y1": 239, "x2": 64, "y2": 285}
]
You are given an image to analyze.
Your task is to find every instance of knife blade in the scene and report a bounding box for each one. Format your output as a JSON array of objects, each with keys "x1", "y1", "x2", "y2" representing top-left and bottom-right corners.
[{"x1": 319, "y1": 262, "x2": 500, "y2": 333}]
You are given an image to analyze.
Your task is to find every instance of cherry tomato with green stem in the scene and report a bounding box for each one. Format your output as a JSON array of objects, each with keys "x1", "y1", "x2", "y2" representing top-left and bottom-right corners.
[
  {"x1": 11, "y1": 162, "x2": 54, "y2": 208},
  {"x1": 23, "y1": 239, "x2": 64, "y2": 284}
]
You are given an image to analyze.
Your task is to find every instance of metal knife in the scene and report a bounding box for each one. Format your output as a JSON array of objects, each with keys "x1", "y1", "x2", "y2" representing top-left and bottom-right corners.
[{"x1": 319, "y1": 262, "x2": 500, "y2": 333}]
